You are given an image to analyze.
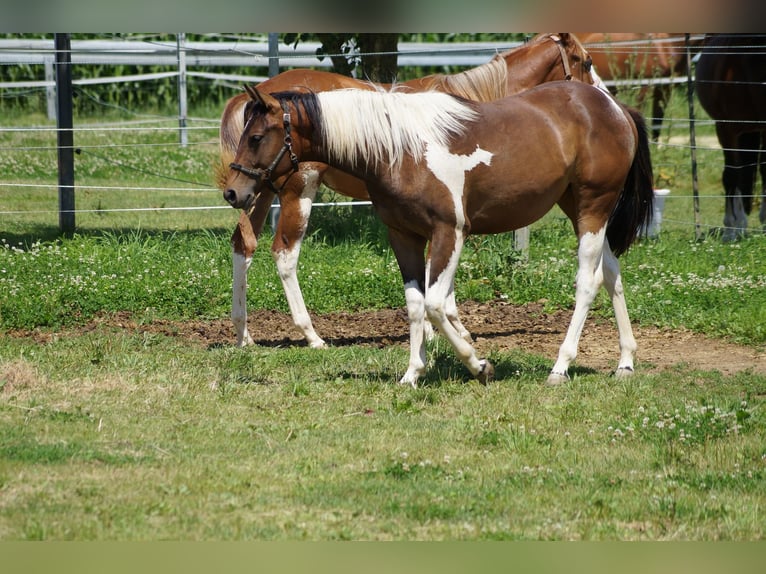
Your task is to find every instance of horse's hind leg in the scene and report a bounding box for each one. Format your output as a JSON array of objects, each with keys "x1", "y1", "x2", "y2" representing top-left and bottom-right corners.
[
  {"x1": 548, "y1": 227, "x2": 606, "y2": 385},
  {"x1": 601, "y1": 242, "x2": 637, "y2": 377}
]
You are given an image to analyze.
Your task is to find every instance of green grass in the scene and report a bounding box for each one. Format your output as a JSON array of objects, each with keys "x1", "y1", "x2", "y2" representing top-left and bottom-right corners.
[
  {"x1": 1, "y1": 92, "x2": 766, "y2": 540},
  {"x1": 1, "y1": 333, "x2": 764, "y2": 540}
]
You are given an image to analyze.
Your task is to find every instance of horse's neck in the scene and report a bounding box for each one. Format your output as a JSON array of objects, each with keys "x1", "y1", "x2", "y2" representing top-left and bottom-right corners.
[
  {"x1": 429, "y1": 58, "x2": 508, "y2": 102},
  {"x1": 499, "y1": 47, "x2": 560, "y2": 93}
]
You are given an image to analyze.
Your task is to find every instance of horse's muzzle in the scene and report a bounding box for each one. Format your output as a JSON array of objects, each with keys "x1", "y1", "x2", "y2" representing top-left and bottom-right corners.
[{"x1": 223, "y1": 188, "x2": 253, "y2": 210}]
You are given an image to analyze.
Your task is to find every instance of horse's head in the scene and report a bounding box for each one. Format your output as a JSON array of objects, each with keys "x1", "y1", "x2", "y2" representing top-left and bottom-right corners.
[
  {"x1": 539, "y1": 33, "x2": 609, "y2": 91},
  {"x1": 549, "y1": 33, "x2": 599, "y2": 85},
  {"x1": 223, "y1": 85, "x2": 303, "y2": 210}
]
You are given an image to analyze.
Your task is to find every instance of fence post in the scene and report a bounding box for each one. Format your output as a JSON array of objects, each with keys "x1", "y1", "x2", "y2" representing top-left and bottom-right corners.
[
  {"x1": 685, "y1": 33, "x2": 702, "y2": 241},
  {"x1": 44, "y1": 55, "x2": 56, "y2": 120},
  {"x1": 55, "y1": 33, "x2": 75, "y2": 234},
  {"x1": 177, "y1": 33, "x2": 188, "y2": 147}
]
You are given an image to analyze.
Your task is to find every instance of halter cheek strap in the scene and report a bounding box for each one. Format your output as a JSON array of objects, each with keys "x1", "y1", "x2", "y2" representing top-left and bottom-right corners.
[
  {"x1": 229, "y1": 101, "x2": 300, "y2": 194},
  {"x1": 549, "y1": 34, "x2": 573, "y2": 81}
]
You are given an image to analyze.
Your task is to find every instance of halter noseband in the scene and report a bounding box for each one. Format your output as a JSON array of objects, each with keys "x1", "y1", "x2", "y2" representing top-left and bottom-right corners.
[{"x1": 229, "y1": 100, "x2": 300, "y2": 194}]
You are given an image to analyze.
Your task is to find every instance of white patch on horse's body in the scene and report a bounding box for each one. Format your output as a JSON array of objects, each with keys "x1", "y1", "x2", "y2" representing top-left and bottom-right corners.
[
  {"x1": 425, "y1": 143, "x2": 493, "y2": 227},
  {"x1": 417, "y1": 142, "x2": 493, "y2": 380}
]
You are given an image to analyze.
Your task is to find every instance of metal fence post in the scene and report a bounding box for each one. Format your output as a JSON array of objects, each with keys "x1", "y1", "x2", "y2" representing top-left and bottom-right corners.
[
  {"x1": 686, "y1": 33, "x2": 702, "y2": 241},
  {"x1": 44, "y1": 55, "x2": 56, "y2": 121},
  {"x1": 177, "y1": 33, "x2": 188, "y2": 147},
  {"x1": 55, "y1": 33, "x2": 75, "y2": 234}
]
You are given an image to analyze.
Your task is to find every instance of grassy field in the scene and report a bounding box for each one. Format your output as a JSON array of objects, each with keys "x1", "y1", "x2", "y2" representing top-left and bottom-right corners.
[{"x1": 1, "y1": 89, "x2": 766, "y2": 540}]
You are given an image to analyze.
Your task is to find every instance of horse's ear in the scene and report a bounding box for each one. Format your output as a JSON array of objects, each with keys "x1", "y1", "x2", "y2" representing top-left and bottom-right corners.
[
  {"x1": 558, "y1": 33, "x2": 571, "y2": 44},
  {"x1": 244, "y1": 84, "x2": 259, "y2": 101},
  {"x1": 244, "y1": 84, "x2": 279, "y2": 111}
]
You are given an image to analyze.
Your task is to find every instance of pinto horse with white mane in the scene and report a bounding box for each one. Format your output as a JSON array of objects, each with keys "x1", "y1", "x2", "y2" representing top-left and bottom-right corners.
[
  {"x1": 223, "y1": 81, "x2": 653, "y2": 386},
  {"x1": 216, "y1": 33, "x2": 605, "y2": 349}
]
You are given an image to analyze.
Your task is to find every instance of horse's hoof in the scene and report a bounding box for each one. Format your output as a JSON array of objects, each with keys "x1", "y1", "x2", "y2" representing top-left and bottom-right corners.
[
  {"x1": 399, "y1": 370, "x2": 421, "y2": 389},
  {"x1": 614, "y1": 366, "x2": 634, "y2": 378},
  {"x1": 546, "y1": 371, "x2": 569, "y2": 386},
  {"x1": 309, "y1": 340, "x2": 327, "y2": 349},
  {"x1": 476, "y1": 360, "x2": 494, "y2": 385}
]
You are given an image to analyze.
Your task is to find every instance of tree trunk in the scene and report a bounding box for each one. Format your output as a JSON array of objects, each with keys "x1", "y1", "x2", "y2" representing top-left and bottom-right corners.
[{"x1": 358, "y1": 34, "x2": 399, "y2": 82}]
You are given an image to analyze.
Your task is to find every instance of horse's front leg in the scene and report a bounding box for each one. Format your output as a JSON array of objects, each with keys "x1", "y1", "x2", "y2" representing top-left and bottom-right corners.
[
  {"x1": 548, "y1": 227, "x2": 606, "y2": 385},
  {"x1": 231, "y1": 192, "x2": 274, "y2": 347},
  {"x1": 424, "y1": 251, "x2": 471, "y2": 343},
  {"x1": 387, "y1": 228, "x2": 428, "y2": 387},
  {"x1": 272, "y1": 169, "x2": 326, "y2": 349},
  {"x1": 425, "y1": 226, "x2": 493, "y2": 384}
]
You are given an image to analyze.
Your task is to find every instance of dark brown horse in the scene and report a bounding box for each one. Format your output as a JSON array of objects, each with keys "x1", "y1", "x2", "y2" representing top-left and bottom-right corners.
[
  {"x1": 215, "y1": 33, "x2": 605, "y2": 349},
  {"x1": 695, "y1": 33, "x2": 766, "y2": 241},
  {"x1": 579, "y1": 33, "x2": 702, "y2": 140},
  {"x1": 223, "y1": 82, "x2": 653, "y2": 386}
]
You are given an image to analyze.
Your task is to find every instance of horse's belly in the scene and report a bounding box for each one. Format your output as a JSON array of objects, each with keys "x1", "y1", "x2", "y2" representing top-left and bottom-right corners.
[{"x1": 466, "y1": 187, "x2": 563, "y2": 234}]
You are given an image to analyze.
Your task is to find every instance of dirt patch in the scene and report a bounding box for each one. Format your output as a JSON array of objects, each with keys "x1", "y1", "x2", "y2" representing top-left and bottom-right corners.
[{"x1": 10, "y1": 301, "x2": 764, "y2": 377}]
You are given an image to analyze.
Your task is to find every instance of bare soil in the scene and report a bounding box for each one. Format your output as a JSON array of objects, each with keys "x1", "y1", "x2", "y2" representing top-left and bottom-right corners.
[{"x1": 14, "y1": 301, "x2": 765, "y2": 377}]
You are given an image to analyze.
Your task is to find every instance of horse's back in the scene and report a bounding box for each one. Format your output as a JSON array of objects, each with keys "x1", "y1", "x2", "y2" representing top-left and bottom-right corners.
[
  {"x1": 696, "y1": 34, "x2": 766, "y2": 123},
  {"x1": 505, "y1": 81, "x2": 634, "y2": 143}
]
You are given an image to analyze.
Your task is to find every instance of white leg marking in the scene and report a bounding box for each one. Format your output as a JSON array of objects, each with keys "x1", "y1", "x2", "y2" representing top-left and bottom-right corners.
[
  {"x1": 400, "y1": 280, "x2": 427, "y2": 387},
  {"x1": 232, "y1": 252, "x2": 254, "y2": 347},
  {"x1": 274, "y1": 172, "x2": 326, "y2": 349},
  {"x1": 602, "y1": 241, "x2": 637, "y2": 376},
  {"x1": 424, "y1": 233, "x2": 486, "y2": 377},
  {"x1": 549, "y1": 227, "x2": 606, "y2": 383}
]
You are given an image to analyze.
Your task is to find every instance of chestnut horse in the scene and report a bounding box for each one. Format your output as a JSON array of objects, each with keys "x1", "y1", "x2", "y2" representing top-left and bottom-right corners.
[
  {"x1": 223, "y1": 82, "x2": 653, "y2": 386},
  {"x1": 695, "y1": 33, "x2": 766, "y2": 241},
  {"x1": 216, "y1": 33, "x2": 605, "y2": 349},
  {"x1": 579, "y1": 33, "x2": 701, "y2": 140}
]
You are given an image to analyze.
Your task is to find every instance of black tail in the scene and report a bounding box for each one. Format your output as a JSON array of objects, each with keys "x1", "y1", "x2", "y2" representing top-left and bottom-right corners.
[{"x1": 606, "y1": 106, "x2": 654, "y2": 257}]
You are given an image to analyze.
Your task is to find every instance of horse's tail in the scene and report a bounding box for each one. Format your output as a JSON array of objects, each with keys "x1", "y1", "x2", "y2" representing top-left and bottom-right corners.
[
  {"x1": 606, "y1": 106, "x2": 655, "y2": 257},
  {"x1": 214, "y1": 94, "x2": 248, "y2": 191}
]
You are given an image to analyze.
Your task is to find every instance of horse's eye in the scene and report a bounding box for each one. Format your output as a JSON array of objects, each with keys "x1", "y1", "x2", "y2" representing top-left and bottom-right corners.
[
  {"x1": 583, "y1": 59, "x2": 593, "y2": 72},
  {"x1": 250, "y1": 134, "x2": 263, "y2": 147}
]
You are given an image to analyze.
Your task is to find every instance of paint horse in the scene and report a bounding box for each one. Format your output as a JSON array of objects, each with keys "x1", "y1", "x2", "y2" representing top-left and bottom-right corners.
[
  {"x1": 216, "y1": 33, "x2": 605, "y2": 349},
  {"x1": 223, "y1": 82, "x2": 653, "y2": 386},
  {"x1": 695, "y1": 33, "x2": 766, "y2": 241}
]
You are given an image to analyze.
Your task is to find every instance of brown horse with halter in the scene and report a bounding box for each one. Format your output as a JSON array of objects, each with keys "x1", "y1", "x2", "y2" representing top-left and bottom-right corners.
[
  {"x1": 695, "y1": 33, "x2": 766, "y2": 241},
  {"x1": 223, "y1": 81, "x2": 653, "y2": 386},
  {"x1": 215, "y1": 33, "x2": 606, "y2": 350}
]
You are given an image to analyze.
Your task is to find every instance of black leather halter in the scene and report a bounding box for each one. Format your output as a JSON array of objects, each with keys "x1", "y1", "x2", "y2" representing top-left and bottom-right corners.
[{"x1": 229, "y1": 101, "x2": 300, "y2": 194}]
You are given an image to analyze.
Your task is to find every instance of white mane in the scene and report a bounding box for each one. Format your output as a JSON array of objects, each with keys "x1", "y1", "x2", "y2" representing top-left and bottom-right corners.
[{"x1": 316, "y1": 89, "x2": 479, "y2": 170}]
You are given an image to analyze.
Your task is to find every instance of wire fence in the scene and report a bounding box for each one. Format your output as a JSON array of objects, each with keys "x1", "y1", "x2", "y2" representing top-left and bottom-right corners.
[{"x1": 1, "y1": 33, "x2": 765, "y2": 240}]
